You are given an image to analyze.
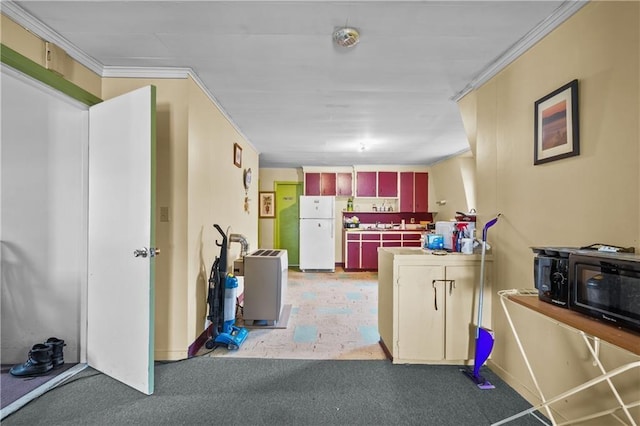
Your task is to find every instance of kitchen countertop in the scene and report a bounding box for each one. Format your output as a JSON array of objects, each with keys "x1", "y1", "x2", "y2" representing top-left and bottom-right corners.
[
  {"x1": 379, "y1": 246, "x2": 491, "y2": 258},
  {"x1": 344, "y1": 227, "x2": 425, "y2": 232}
]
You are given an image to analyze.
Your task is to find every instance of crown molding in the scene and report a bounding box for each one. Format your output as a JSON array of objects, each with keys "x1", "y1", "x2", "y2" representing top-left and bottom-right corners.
[
  {"x1": 451, "y1": 0, "x2": 589, "y2": 102},
  {"x1": 102, "y1": 66, "x2": 192, "y2": 79},
  {"x1": 188, "y1": 71, "x2": 259, "y2": 154},
  {"x1": 102, "y1": 66, "x2": 258, "y2": 153},
  {"x1": 1, "y1": 1, "x2": 104, "y2": 75}
]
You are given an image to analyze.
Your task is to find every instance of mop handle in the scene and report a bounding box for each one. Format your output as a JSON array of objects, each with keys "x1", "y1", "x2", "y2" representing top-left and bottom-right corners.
[
  {"x1": 482, "y1": 215, "x2": 500, "y2": 242},
  {"x1": 477, "y1": 214, "x2": 501, "y2": 335}
]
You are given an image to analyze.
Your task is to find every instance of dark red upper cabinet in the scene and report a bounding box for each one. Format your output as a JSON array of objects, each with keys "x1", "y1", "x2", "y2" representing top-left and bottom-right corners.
[
  {"x1": 356, "y1": 172, "x2": 377, "y2": 197},
  {"x1": 399, "y1": 172, "x2": 428, "y2": 212},
  {"x1": 305, "y1": 173, "x2": 321, "y2": 196},
  {"x1": 320, "y1": 173, "x2": 337, "y2": 196},
  {"x1": 336, "y1": 173, "x2": 353, "y2": 196},
  {"x1": 377, "y1": 172, "x2": 398, "y2": 197},
  {"x1": 399, "y1": 172, "x2": 414, "y2": 212},
  {"x1": 414, "y1": 172, "x2": 428, "y2": 212}
]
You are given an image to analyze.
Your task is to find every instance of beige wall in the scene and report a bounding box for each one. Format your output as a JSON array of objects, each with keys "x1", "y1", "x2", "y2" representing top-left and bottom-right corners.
[
  {"x1": 460, "y1": 2, "x2": 639, "y2": 422},
  {"x1": 429, "y1": 152, "x2": 476, "y2": 222},
  {"x1": 185, "y1": 77, "x2": 258, "y2": 342},
  {"x1": 1, "y1": 15, "x2": 102, "y2": 98}
]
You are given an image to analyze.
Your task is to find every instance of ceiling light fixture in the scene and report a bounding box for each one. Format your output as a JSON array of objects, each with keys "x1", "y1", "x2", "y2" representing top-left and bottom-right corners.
[{"x1": 333, "y1": 27, "x2": 360, "y2": 48}]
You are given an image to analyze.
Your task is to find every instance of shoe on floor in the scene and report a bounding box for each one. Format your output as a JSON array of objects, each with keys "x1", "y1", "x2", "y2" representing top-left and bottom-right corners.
[
  {"x1": 9, "y1": 343, "x2": 53, "y2": 377},
  {"x1": 45, "y1": 337, "x2": 66, "y2": 368}
]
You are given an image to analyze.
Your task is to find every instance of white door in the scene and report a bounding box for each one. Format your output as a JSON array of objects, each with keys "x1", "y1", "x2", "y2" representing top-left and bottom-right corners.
[{"x1": 87, "y1": 86, "x2": 156, "y2": 395}]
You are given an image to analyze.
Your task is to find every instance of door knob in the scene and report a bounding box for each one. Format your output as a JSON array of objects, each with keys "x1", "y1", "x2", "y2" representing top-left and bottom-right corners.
[{"x1": 134, "y1": 247, "x2": 160, "y2": 258}]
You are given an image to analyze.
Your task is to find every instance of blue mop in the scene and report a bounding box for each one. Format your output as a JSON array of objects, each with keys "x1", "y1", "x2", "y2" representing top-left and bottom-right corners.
[{"x1": 462, "y1": 214, "x2": 500, "y2": 389}]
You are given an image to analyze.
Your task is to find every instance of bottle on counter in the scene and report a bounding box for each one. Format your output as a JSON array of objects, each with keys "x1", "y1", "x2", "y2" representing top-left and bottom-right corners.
[{"x1": 347, "y1": 197, "x2": 354, "y2": 212}]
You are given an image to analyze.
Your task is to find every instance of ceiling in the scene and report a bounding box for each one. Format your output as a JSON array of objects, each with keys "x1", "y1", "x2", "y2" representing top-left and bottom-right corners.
[{"x1": 8, "y1": 1, "x2": 580, "y2": 168}]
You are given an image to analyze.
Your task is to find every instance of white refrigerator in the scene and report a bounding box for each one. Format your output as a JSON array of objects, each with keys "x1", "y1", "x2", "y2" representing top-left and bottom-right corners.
[{"x1": 299, "y1": 196, "x2": 335, "y2": 272}]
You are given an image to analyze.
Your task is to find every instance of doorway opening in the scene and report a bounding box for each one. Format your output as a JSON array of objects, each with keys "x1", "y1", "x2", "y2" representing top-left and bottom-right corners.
[{"x1": 273, "y1": 182, "x2": 302, "y2": 267}]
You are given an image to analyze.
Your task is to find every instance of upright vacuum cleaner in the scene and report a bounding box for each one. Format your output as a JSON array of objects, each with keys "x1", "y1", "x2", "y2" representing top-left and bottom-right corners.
[
  {"x1": 462, "y1": 214, "x2": 500, "y2": 389},
  {"x1": 204, "y1": 224, "x2": 248, "y2": 350}
]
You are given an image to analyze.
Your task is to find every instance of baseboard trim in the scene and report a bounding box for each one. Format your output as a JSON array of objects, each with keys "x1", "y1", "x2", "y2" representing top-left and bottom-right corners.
[
  {"x1": 188, "y1": 325, "x2": 213, "y2": 358},
  {"x1": 378, "y1": 338, "x2": 393, "y2": 361},
  {"x1": 487, "y1": 360, "x2": 565, "y2": 423}
]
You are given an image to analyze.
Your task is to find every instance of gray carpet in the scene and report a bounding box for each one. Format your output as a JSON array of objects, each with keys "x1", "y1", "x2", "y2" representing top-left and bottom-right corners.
[{"x1": 2, "y1": 358, "x2": 545, "y2": 425}]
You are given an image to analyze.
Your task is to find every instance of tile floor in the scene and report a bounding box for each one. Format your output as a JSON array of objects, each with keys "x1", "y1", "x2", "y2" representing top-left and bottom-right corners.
[{"x1": 204, "y1": 268, "x2": 387, "y2": 360}]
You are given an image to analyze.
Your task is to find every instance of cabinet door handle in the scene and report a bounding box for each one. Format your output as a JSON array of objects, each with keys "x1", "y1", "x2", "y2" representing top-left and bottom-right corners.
[
  {"x1": 431, "y1": 279, "x2": 455, "y2": 310},
  {"x1": 432, "y1": 280, "x2": 438, "y2": 310}
]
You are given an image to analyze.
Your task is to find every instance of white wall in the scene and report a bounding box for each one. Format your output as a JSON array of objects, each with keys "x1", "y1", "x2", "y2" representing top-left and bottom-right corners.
[{"x1": 1, "y1": 67, "x2": 88, "y2": 363}]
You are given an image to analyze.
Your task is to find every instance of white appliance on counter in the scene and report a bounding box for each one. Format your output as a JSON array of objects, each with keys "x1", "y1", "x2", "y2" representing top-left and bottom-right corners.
[
  {"x1": 243, "y1": 249, "x2": 288, "y2": 325},
  {"x1": 299, "y1": 196, "x2": 335, "y2": 272}
]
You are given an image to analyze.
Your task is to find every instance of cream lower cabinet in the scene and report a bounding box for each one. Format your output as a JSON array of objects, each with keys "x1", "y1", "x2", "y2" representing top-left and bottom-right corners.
[{"x1": 378, "y1": 247, "x2": 492, "y2": 364}]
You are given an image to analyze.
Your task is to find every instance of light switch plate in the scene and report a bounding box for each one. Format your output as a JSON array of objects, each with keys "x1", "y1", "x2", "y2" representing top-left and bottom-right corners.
[{"x1": 160, "y1": 206, "x2": 169, "y2": 222}]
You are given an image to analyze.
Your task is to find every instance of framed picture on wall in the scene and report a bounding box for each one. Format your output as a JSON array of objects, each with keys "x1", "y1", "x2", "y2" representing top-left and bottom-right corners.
[
  {"x1": 259, "y1": 192, "x2": 276, "y2": 218},
  {"x1": 534, "y1": 79, "x2": 580, "y2": 165},
  {"x1": 233, "y1": 143, "x2": 242, "y2": 168}
]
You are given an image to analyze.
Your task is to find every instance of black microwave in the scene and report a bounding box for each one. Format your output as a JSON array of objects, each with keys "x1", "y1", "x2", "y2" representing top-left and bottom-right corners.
[{"x1": 569, "y1": 252, "x2": 640, "y2": 333}]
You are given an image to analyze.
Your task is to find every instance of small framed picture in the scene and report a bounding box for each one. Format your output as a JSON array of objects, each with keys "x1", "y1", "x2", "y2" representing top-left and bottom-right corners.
[
  {"x1": 259, "y1": 192, "x2": 276, "y2": 218},
  {"x1": 233, "y1": 143, "x2": 242, "y2": 168},
  {"x1": 534, "y1": 79, "x2": 580, "y2": 165}
]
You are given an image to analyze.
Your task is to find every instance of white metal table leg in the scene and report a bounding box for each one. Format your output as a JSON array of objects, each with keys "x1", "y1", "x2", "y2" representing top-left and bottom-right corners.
[
  {"x1": 495, "y1": 290, "x2": 640, "y2": 426},
  {"x1": 580, "y1": 333, "x2": 637, "y2": 426},
  {"x1": 495, "y1": 290, "x2": 555, "y2": 425},
  {"x1": 494, "y1": 360, "x2": 640, "y2": 425}
]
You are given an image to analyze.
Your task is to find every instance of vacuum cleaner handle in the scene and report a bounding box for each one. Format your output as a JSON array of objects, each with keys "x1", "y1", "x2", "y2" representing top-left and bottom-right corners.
[
  {"x1": 213, "y1": 224, "x2": 226, "y2": 247},
  {"x1": 482, "y1": 214, "x2": 501, "y2": 242}
]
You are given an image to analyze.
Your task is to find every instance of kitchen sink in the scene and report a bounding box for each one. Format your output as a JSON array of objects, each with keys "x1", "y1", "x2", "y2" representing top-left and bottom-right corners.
[{"x1": 363, "y1": 225, "x2": 400, "y2": 230}]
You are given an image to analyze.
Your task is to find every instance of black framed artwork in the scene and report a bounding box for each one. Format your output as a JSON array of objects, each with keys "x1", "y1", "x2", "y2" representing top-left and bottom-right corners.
[
  {"x1": 259, "y1": 192, "x2": 275, "y2": 218},
  {"x1": 233, "y1": 143, "x2": 242, "y2": 168},
  {"x1": 534, "y1": 79, "x2": 580, "y2": 165}
]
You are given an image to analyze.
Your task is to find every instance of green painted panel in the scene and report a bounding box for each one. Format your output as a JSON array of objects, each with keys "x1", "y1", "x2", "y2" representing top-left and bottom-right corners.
[
  {"x1": 275, "y1": 182, "x2": 302, "y2": 266},
  {"x1": 1, "y1": 43, "x2": 102, "y2": 106},
  {"x1": 148, "y1": 85, "x2": 156, "y2": 389}
]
